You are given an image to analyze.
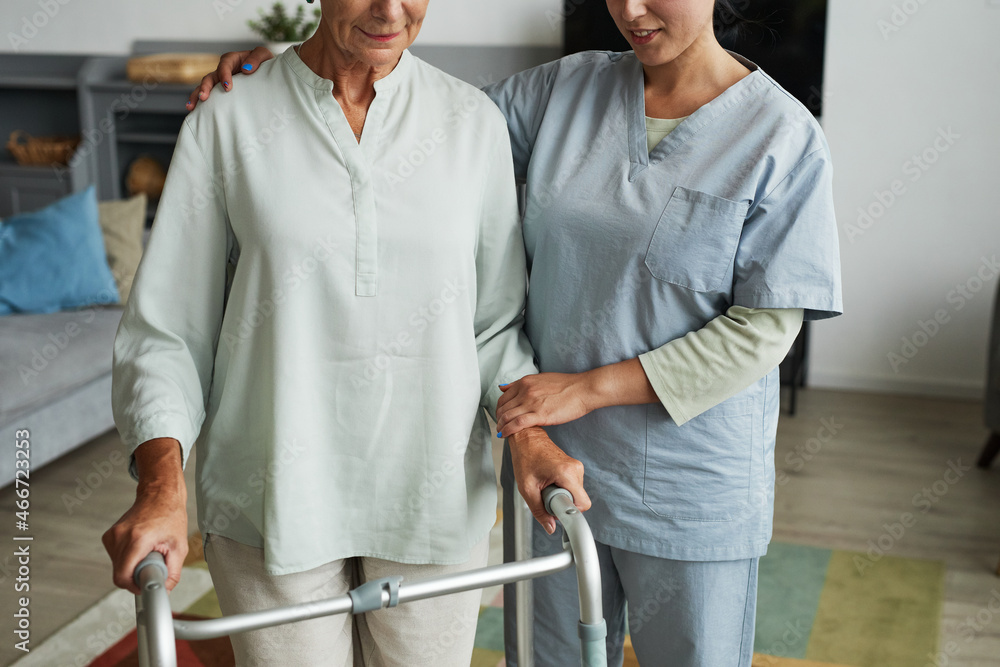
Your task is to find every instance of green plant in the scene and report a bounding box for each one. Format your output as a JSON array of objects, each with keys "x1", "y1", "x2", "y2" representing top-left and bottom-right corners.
[{"x1": 247, "y1": 2, "x2": 321, "y2": 42}]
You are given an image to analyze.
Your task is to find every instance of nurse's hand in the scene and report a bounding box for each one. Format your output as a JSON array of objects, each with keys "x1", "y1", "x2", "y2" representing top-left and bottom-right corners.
[
  {"x1": 507, "y1": 427, "x2": 591, "y2": 535},
  {"x1": 496, "y1": 373, "x2": 594, "y2": 438},
  {"x1": 185, "y1": 47, "x2": 275, "y2": 111},
  {"x1": 497, "y1": 360, "x2": 658, "y2": 439}
]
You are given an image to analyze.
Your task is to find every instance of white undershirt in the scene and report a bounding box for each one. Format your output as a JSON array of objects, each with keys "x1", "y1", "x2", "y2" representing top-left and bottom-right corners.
[{"x1": 645, "y1": 115, "x2": 688, "y2": 152}]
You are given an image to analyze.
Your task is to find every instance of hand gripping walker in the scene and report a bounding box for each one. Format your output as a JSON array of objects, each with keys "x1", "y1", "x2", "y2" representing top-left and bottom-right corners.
[{"x1": 132, "y1": 485, "x2": 607, "y2": 667}]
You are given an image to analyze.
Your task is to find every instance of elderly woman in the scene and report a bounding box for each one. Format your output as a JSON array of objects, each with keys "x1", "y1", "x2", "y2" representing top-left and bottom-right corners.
[{"x1": 101, "y1": 1, "x2": 590, "y2": 664}]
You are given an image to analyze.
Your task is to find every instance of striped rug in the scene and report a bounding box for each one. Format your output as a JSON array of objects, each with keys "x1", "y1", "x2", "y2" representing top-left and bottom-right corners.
[{"x1": 13, "y1": 538, "x2": 943, "y2": 667}]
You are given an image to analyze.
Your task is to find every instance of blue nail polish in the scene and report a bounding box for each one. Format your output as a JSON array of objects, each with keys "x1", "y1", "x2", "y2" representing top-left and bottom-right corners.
[
  {"x1": 500, "y1": 383, "x2": 509, "y2": 387},
  {"x1": 242, "y1": 64, "x2": 253, "y2": 71},
  {"x1": 223, "y1": 81, "x2": 230, "y2": 87},
  {"x1": 496, "y1": 431, "x2": 502, "y2": 439}
]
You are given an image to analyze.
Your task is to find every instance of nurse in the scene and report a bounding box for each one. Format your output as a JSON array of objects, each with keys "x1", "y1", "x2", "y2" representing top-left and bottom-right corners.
[
  {"x1": 190, "y1": 0, "x2": 842, "y2": 663},
  {"x1": 486, "y1": 0, "x2": 842, "y2": 663}
]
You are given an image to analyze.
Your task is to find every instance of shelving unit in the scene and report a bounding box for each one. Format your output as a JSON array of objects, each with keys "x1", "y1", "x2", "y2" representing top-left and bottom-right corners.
[
  {"x1": 0, "y1": 41, "x2": 256, "y2": 223},
  {"x1": 0, "y1": 53, "x2": 94, "y2": 217},
  {"x1": 0, "y1": 41, "x2": 560, "y2": 224}
]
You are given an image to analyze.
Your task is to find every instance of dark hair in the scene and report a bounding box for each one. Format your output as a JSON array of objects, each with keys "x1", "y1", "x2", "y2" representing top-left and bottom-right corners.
[{"x1": 714, "y1": 0, "x2": 758, "y2": 40}]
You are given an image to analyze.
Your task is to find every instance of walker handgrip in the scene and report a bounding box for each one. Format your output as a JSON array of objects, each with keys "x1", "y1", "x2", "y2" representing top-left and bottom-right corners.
[
  {"x1": 133, "y1": 551, "x2": 169, "y2": 588},
  {"x1": 133, "y1": 551, "x2": 176, "y2": 667},
  {"x1": 542, "y1": 485, "x2": 574, "y2": 516}
]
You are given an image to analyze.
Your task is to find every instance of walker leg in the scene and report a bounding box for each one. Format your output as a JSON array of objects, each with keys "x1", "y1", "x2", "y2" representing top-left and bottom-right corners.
[{"x1": 514, "y1": 488, "x2": 535, "y2": 667}]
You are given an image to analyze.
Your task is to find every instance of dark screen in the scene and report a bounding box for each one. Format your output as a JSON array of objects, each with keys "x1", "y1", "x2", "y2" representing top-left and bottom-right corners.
[{"x1": 563, "y1": 0, "x2": 827, "y2": 117}]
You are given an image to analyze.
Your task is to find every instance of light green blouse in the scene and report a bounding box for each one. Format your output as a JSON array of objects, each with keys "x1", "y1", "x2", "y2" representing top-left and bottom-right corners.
[{"x1": 112, "y1": 48, "x2": 537, "y2": 575}]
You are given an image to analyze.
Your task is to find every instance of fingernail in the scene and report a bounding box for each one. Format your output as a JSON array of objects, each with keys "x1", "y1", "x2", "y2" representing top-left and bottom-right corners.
[
  {"x1": 242, "y1": 64, "x2": 253, "y2": 71},
  {"x1": 500, "y1": 383, "x2": 509, "y2": 387},
  {"x1": 223, "y1": 81, "x2": 230, "y2": 88},
  {"x1": 496, "y1": 431, "x2": 503, "y2": 439},
  {"x1": 185, "y1": 101, "x2": 192, "y2": 108},
  {"x1": 199, "y1": 91, "x2": 206, "y2": 99}
]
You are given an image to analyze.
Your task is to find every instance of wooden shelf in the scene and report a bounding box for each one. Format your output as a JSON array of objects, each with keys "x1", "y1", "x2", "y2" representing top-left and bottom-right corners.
[{"x1": 116, "y1": 132, "x2": 180, "y2": 145}]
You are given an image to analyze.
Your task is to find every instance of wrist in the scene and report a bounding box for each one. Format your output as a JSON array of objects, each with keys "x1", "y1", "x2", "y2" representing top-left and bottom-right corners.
[
  {"x1": 137, "y1": 474, "x2": 186, "y2": 499},
  {"x1": 134, "y1": 438, "x2": 186, "y2": 498},
  {"x1": 581, "y1": 366, "x2": 616, "y2": 411},
  {"x1": 508, "y1": 427, "x2": 541, "y2": 449}
]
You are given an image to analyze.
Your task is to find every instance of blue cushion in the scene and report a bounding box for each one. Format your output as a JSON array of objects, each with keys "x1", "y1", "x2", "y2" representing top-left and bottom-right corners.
[{"x1": 0, "y1": 186, "x2": 119, "y2": 315}]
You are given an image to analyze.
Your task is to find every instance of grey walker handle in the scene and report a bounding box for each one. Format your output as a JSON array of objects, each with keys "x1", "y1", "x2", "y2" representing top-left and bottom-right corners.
[
  {"x1": 132, "y1": 485, "x2": 606, "y2": 667},
  {"x1": 543, "y1": 486, "x2": 607, "y2": 667},
  {"x1": 133, "y1": 551, "x2": 176, "y2": 667}
]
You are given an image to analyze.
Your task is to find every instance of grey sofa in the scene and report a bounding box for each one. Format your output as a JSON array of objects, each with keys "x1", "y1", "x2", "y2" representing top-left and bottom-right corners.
[{"x1": 0, "y1": 306, "x2": 122, "y2": 488}]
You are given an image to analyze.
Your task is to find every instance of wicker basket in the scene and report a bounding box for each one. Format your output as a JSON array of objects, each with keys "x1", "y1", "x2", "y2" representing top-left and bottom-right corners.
[
  {"x1": 7, "y1": 130, "x2": 80, "y2": 166},
  {"x1": 126, "y1": 53, "x2": 221, "y2": 84}
]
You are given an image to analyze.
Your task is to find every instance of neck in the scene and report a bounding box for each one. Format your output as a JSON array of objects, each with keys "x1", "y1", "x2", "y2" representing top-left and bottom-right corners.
[
  {"x1": 641, "y1": 31, "x2": 747, "y2": 99},
  {"x1": 297, "y1": 26, "x2": 400, "y2": 106}
]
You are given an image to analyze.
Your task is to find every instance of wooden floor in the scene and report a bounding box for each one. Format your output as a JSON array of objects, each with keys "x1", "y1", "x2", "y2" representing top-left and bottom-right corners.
[{"x1": 1, "y1": 388, "x2": 998, "y2": 666}]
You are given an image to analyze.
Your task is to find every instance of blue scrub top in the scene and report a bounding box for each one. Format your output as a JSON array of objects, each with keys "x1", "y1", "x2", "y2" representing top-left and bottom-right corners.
[{"x1": 484, "y1": 51, "x2": 843, "y2": 561}]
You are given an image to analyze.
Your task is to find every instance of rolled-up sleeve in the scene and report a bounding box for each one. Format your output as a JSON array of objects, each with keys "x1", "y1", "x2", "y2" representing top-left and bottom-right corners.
[
  {"x1": 112, "y1": 118, "x2": 232, "y2": 481},
  {"x1": 473, "y1": 115, "x2": 538, "y2": 420}
]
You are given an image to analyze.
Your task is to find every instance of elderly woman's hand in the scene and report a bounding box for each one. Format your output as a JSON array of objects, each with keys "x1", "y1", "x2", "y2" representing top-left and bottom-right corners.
[
  {"x1": 496, "y1": 372, "x2": 596, "y2": 439},
  {"x1": 185, "y1": 46, "x2": 275, "y2": 111},
  {"x1": 507, "y1": 427, "x2": 592, "y2": 534}
]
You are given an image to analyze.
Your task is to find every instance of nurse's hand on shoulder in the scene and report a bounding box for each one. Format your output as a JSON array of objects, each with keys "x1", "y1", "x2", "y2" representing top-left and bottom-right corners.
[
  {"x1": 185, "y1": 47, "x2": 275, "y2": 111},
  {"x1": 507, "y1": 427, "x2": 591, "y2": 534}
]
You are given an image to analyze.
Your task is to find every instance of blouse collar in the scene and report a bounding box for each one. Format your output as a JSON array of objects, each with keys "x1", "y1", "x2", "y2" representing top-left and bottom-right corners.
[{"x1": 281, "y1": 44, "x2": 413, "y2": 94}]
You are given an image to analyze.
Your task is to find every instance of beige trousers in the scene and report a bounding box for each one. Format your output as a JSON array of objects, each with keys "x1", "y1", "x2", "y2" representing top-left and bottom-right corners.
[{"x1": 204, "y1": 533, "x2": 490, "y2": 667}]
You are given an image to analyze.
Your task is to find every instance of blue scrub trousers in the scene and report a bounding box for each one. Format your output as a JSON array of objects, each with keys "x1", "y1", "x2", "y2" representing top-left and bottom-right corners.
[{"x1": 502, "y1": 447, "x2": 758, "y2": 667}]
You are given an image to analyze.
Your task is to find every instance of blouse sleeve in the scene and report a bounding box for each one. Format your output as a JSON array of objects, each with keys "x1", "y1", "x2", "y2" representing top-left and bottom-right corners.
[
  {"x1": 111, "y1": 118, "x2": 233, "y2": 481},
  {"x1": 473, "y1": 112, "x2": 538, "y2": 420},
  {"x1": 481, "y1": 62, "x2": 559, "y2": 181},
  {"x1": 733, "y1": 146, "x2": 843, "y2": 321}
]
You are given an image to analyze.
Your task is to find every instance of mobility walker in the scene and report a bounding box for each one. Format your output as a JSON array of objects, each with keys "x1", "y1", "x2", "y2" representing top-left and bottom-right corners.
[{"x1": 132, "y1": 485, "x2": 607, "y2": 667}]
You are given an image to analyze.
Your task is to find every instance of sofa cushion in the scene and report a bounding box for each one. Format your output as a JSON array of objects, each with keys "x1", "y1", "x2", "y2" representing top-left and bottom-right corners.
[
  {"x1": 0, "y1": 186, "x2": 119, "y2": 314},
  {"x1": 0, "y1": 306, "x2": 123, "y2": 424},
  {"x1": 98, "y1": 192, "x2": 147, "y2": 304}
]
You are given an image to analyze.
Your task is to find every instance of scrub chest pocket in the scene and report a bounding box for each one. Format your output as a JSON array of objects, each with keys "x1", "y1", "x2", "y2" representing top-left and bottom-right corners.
[
  {"x1": 644, "y1": 186, "x2": 749, "y2": 292},
  {"x1": 642, "y1": 397, "x2": 755, "y2": 521}
]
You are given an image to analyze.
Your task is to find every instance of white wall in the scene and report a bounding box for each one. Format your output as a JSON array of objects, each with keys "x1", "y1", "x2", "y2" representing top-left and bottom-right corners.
[
  {"x1": 1, "y1": 0, "x2": 563, "y2": 54},
  {"x1": 6, "y1": 0, "x2": 998, "y2": 399},
  {"x1": 811, "y1": 0, "x2": 1000, "y2": 399}
]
